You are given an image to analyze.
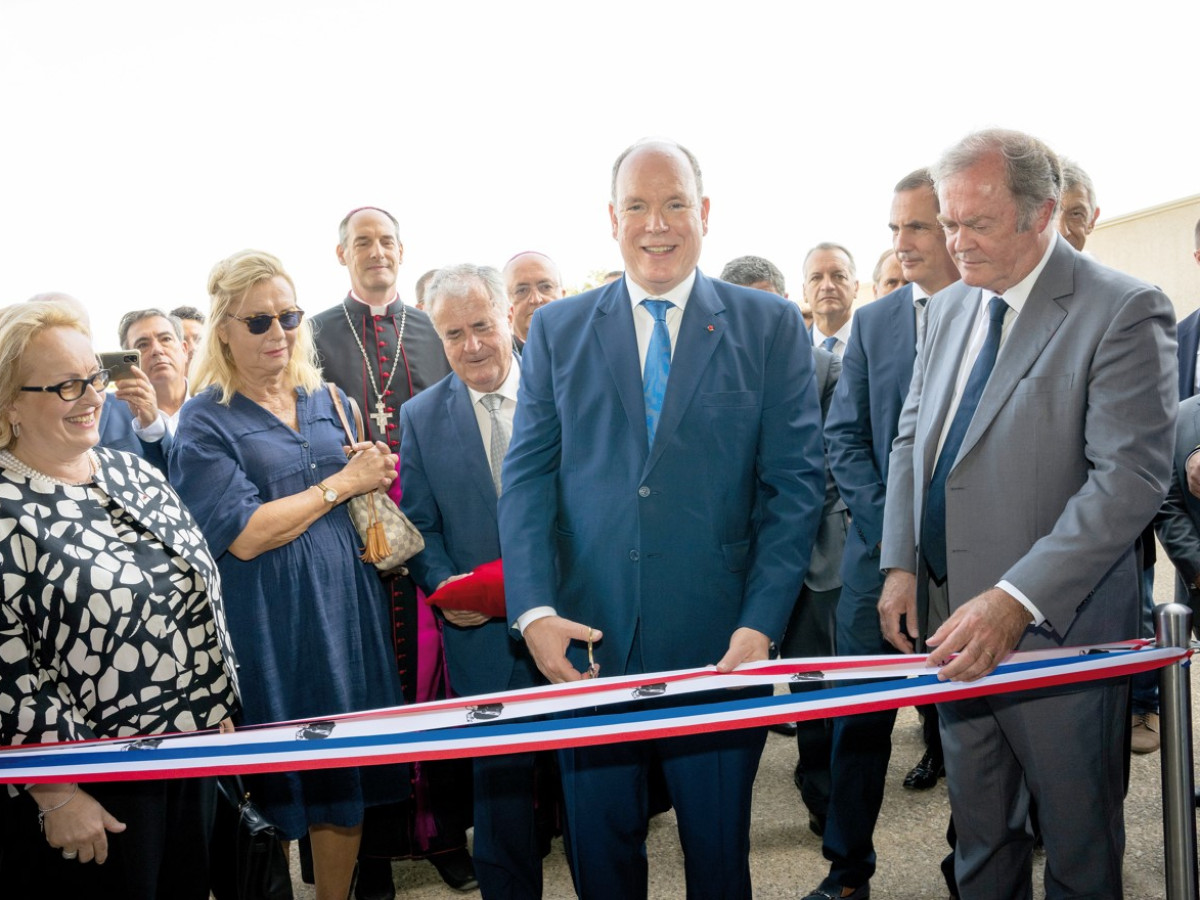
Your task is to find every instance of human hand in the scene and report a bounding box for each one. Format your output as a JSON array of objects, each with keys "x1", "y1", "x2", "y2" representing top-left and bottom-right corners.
[
  {"x1": 1187, "y1": 450, "x2": 1200, "y2": 499},
  {"x1": 442, "y1": 609, "x2": 490, "y2": 627},
  {"x1": 522, "y1": 616, "x2": 603, "y2": 683},
  {"x1": 878, "y1": 569, "x2": 919, "y2": 653},
  {"x1": 30, "y1": 784, "x2": 126, "y2": 865},
  {"x1": 925, "y1": 586, "x2": 1032, "y2": 682},
  {"x1": 113, "y1": 366, "x2": 159, "y2": 427},
  {"x1": 714, "y1": 627, "x2": 771, "y2": 673},
  {"x1": 340, "y1": 441, "x2": 398, "y2": 496}
]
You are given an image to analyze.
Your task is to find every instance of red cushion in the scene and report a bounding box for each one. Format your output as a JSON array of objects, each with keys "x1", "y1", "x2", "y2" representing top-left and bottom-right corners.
[{"x1": 425, "y1": 558, "x2": 506, "y2": 618}]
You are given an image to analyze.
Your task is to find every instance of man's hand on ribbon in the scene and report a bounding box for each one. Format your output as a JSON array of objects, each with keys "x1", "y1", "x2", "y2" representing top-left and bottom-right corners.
[
  {"x1": 925, "y1": 586, "x2": 1033, "y2": 682},
  {"x1": 715, "y1": 626, "x2": 771, "y2": 673},
  {"x1": 523, "y1": 615, "x2": 604, "y2": 683}
]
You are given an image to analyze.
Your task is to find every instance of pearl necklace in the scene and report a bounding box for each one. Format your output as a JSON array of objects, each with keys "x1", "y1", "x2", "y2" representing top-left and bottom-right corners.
[
  {"x1": 0, "y1": 449, "x2": 99, "y2": 487},
  {"x1": 341, "y1": 297, "x2": 407, "y2": 434}
]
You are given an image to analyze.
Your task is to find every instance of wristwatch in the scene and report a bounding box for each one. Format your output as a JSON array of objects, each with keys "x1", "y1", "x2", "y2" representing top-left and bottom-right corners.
[{"x1": 315, "y1": 481, "x2": 338, "y2": 504}]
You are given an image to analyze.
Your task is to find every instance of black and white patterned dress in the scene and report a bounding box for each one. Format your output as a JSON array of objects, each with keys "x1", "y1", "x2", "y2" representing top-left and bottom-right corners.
[{"x1": 0, "y1": 447, "x2": 238, "y2": 747}]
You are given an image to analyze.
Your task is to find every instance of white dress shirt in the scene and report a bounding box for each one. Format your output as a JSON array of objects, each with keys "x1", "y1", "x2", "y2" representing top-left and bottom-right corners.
[
  {"x1": 467, "y1": 356, "x2": 520, "y2": 472},
  {"x1": 933, "y1": 235, "x2": 1058, "y2": 625}
]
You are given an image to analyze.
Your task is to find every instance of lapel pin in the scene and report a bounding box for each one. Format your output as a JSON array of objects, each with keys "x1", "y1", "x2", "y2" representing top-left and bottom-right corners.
[{"x1": 706, "y1": 324, "x2": 715, "y2": 332}]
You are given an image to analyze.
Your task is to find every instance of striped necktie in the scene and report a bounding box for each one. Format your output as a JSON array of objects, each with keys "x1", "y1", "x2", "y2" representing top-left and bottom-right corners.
[{"x1": 480, "y1": 393, "x2": 508, "y2": 495}]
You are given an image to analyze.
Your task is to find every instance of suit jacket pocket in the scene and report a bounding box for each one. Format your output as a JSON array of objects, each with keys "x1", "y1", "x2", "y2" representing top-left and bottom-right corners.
[
  {"x1": 1013, "y1": 373, "x2": 1073, "y2": 395},
  {"x1": 701, "y1": 390, "x2": 760, "y2": 408},
  {"x1": 722, "y1": 538, "x2": 752, "y2": 572}
]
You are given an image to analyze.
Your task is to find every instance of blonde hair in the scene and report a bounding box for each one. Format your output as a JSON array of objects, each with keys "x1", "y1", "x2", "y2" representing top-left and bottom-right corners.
[
  {"x1": 192, "y1": 249, "x2": 323, "y2": 404},
  {"x1": 0, "y1": 302, "x2": 91, "y2": 449}
]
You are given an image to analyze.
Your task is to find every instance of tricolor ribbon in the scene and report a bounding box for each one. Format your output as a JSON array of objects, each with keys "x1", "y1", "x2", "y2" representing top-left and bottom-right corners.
[{"x1": 0, "y1": 641, "x2": 1185, "y2": 784}]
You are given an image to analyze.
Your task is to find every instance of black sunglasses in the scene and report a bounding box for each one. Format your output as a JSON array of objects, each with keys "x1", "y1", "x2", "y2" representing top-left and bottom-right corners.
[
  {"x1": 20, "y1": 369, "x2": 111, "y2": 402},
  {"x1": 227, "y1": 308, "x2": 305, "y2": 335}
]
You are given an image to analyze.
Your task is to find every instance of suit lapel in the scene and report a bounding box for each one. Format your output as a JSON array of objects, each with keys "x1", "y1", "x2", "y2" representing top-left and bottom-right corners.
[
  {"x1": 955, "y1": 241, "x2": 1072, "y2": 463},
  {"x1": 447, "y1": 376, "x2": 499, "y2": 516},
  {"x1": 889, "y1": 285, "x2": 918, "y2": 403},
  {"x1": 593, "y1": 282, "x2": 652, "y2": 453},
  {"x1": 921, "y1": 286, "x2": 977, "y2": 473},
  {"x1": 645, "y1": 272, "x2": 725, "y2": 474}
]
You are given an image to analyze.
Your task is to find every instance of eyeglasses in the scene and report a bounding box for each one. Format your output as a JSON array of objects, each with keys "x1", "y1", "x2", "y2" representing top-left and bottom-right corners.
[
  {"x1": 226, "y1": 308, "x2": 305, "y2": 335},
  {"x1": 20, "y1": 369, "x2": 111, "y2": 401}
]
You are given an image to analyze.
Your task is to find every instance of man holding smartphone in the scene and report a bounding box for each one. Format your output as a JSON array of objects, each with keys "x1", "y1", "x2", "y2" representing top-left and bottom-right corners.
[{"x1": 96, "y1": 307, "x2": 192, "y2": 469}]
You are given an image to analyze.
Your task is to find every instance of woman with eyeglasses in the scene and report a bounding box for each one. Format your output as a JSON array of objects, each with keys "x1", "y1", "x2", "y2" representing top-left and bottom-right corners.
[
  {"x1": 170, "y1": 250, "x2": 407, "y2": 900},
  {"x1": 0, "y1": 300, "x2": 238, "y2": 899}
]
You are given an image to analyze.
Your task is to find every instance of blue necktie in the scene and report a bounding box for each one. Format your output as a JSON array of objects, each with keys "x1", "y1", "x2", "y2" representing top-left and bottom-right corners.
[
  {"x1": 921, "y1": 296, "x2": 1009, "y2": 581},
  {"x1": 821, "y1": 335, "x2": 837, "y2": 353},
  {"x1": 642, "y1": 299, "x2": 673, "y2": 445}
]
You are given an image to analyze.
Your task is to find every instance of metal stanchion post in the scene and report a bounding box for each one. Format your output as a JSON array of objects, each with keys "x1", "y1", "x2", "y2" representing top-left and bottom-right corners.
[{"x1": 1156, "y1": 601, "x2": 1197, "y2": 900}]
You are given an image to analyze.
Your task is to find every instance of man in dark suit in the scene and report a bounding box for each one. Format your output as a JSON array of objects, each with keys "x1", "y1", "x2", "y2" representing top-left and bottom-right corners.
[
  {"x1": 400, "y1": 264, "x2": 546, "y2": 899},
  {"x1": 498, "y1": 139, "x2": 826, "y2": 899},
  {"x1": 1156, "y1": 394, "x2": 1200, "y2": 608},
  {"x1": 1174, "y1": 218, "x2": 1200, "y2": 400},
  {"x1": 879, "y1": 129, "x2": 1176, "y2": 899},
  {"x1": 809, "y1": 168, "x2": 962, "y2": 900},
  {"x1": 719, "y1": 252, "x2": 847, "y2": 836}
]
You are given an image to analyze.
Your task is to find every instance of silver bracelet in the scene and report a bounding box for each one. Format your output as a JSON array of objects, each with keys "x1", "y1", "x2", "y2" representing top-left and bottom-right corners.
[{"x1": 36, "y1": 784, "x2": 78, "y2": 832}]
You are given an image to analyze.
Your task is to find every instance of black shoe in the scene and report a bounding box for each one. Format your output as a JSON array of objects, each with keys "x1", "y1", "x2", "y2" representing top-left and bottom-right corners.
[
  {"x1": 903, "y1": 749, "x2": 945, "y2": 790},
  {"x1": 808, "y1": 810, "x2": 826, "y2": 837},
  {"x1": 769, "y1": 721, "x2": 798, "y2": 737},
  {"x1": 429, "y1": 847, "x2": 478, "y2": 893},
  {"x1": 354, "y1": 856, "x2": 396, "y2": 900},
  {"x1": 802, "y1": 880, "x2": 870, "y2": 900}
]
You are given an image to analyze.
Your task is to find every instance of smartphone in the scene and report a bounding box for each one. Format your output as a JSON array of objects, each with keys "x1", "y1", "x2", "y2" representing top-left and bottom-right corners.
[{"x1": 98, "y1": 349, "x2": 141, "y2": 382}]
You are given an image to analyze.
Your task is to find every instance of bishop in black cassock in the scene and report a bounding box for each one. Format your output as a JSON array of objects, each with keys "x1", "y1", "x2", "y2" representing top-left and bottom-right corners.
[{"x1": 310, "y1": 207, "x2": 475, "y2": 894}]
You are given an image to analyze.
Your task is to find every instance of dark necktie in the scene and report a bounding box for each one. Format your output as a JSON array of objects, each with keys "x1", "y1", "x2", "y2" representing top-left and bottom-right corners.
[
  {"x1": 921, "y1": 295, "x2": 1009, "y2": 581},
  {"x1": 480, "y1": 393, "x2": 508, "y2": 495},
  {"x1": 642, "y1": 299, "x2": 673, "y2": 445},
  {"x1": 821, "y1": 335, "x2": 838, "y2": 353}
]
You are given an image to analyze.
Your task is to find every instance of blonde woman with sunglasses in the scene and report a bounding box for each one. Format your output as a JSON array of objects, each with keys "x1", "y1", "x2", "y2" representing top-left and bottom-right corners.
[{"x1": 173, "y1": 250, "x2": 407, "y2": 900}]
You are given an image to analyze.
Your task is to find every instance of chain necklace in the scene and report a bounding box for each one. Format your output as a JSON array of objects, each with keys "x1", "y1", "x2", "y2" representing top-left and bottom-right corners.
[
  {"x1": 0, "y1": 448, "x2": 99, "y2": 486},
  {"x1": 341, "y1": 298, "x2": 407, "y2": 434}
]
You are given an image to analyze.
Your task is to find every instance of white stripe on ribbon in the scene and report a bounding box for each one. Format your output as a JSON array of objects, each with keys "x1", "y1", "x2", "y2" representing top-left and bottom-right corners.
[{"x1": 0, "y1": 642, "x2": 1183, "y2": 784}]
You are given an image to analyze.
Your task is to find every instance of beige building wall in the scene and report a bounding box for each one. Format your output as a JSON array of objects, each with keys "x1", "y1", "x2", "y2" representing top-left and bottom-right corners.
[{"x1": 1086, "y1": 194, "x2": 1200, "y2": 318}]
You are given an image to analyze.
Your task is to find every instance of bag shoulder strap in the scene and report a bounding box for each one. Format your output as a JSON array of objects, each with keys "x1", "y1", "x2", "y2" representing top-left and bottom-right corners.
[{"x1": 326, "y1": 383, "x2": 363, "y2": 444}]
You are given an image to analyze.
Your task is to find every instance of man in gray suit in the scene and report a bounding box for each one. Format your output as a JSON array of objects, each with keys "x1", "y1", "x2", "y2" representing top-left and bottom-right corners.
[{"x1": 879, "y1": 129, "x2": 1176, "y2": 899}]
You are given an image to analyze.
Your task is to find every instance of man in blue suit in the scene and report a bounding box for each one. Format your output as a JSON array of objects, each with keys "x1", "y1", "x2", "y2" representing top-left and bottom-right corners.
[
  {"x1": 498, "y1": 139, "x2": 826, "y2": 899},
  {"x1": 810, "y1": 169, "x2": 962, "y2": 900},
  {"x1": 400, "y1": 264, "x2": 546, "y2": 899}
]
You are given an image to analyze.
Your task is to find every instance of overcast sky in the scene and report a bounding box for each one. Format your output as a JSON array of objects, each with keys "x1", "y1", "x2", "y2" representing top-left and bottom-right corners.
[{"x1": 3, "y1": 0, "x2": 1197, "y2": 347}]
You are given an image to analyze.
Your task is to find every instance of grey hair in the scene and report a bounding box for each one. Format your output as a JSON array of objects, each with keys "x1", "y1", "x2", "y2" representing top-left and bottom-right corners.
[
  {"x1": 802, "y1": 242, "x2": 857, "y2": 279},
  {"x1": 720, "y1": 255, "x2": 786, "y2": 295},
  {"x1": 118, "y1": 308, "x2": 184, "y2": 349},
  {"x1": 611, "y1": 138, "x2": 704, "y2": 204},
  {"x1": 872, "y1": 249, "x2": 898, "y2": 285},
  {"x1": 931, "y1": 129, "x2": 1061, "y2": 232},
  {"x1": 426, "y1": 264, "x2": 508, "y2": 327},
  {"x1": 1059, "y1": 157, "x2": 1097, "y2": 212}
]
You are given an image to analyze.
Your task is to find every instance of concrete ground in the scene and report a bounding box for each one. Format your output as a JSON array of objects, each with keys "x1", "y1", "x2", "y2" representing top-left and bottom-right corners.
[{"x1": 289, "y1": 570, "x2": 1193, "y2": 900}]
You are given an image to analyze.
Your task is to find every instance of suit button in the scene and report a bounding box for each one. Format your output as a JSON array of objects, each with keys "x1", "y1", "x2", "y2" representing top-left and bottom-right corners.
[
  {"x1": 638, "y1": 486, "x2": 650, "y2": 498},
  {"x1": 629, "y1": 550, "x2": 639, "y2": 561}
]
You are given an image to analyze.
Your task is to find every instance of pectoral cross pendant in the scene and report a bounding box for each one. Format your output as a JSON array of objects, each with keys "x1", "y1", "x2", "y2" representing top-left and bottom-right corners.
[{"x1": 370, "y1": 400, "x2": 390, "y2": 434}]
